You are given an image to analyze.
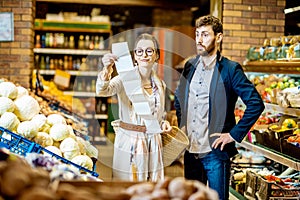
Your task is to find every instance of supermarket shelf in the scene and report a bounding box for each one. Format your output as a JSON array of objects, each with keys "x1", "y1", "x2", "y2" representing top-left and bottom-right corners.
[
  {"x1": 35, "y1": 69, "x2": 98, "y2": 76},
  {"x1": 243, "y1": 60, "x2": 300, "y2": 74},
  {"x1": 229, "y1": 187, "x2": 247, "y2": 200},
  {"x1": 34, "y1": 48, "x2": 109, "y2": 55},
  {"x1": 34, "y1": 19, "x2": 111, "y2": 33},
  {"x1": 63, "y1": 91, "x2": 98, "y2": 97},
  {"x1": 94, "y1": 114, "x2": 108, "y2": 119},
  {"x1": 264, "y1": 103, "x2": 300, "y2": 117},
  {"x1": 84, "y1": 114, "x2": 94, "y2": 119},
  {"x1": 238, "y1": 141, "x2": 300, "y2": 170}
]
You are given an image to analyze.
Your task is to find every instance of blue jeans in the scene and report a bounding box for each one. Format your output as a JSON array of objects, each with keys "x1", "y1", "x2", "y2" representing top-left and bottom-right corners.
[{"x1": 184, "y1": 150, "x2": 231, "y2": 200}]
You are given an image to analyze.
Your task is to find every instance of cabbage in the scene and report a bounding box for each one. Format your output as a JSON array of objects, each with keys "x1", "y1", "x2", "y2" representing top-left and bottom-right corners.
[
  {"x1": 47, "y1": 113, "x2": 66, "y2": 126},
  {"x1": 0, "y1": 97, "x2": 15, "y2": 115},
  {"x1": 71, "y1": 155, "x2": 94, "y2": 171},
  {"x1": 0, "y1": 112, "x2": 20, "y2": 131},
  {"x1": 0, "y1": 82, "x2": 18, "y2": 99},
  {"x1": 49, "y1": 124, "x2": 70, "y2": 141},
  {"x1": 34, "y1": 132, "x2": 53, "y2": 147},
  {"x1": 60, "y1": 137, "x2": 80, "y2": 160},
  {"x1": 44, "y1": 145, "x2": 62, "y2": 157},
  {"x1": 14, "y1": 95, "x2": 40, "y2": 121},
  {"x1": 17, "y1": 121, "x2": 38, "y2": 139},
  {"x1": 16, "y1": 86, "x2": 28, "y2": 99},
  {"x1": 31, "y1": 114, "x2": 47, "y2": 131}
]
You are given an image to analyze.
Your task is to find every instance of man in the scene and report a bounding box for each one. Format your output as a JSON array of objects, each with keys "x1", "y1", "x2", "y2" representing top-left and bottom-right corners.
[{"x1": 174, "y1": 15, "x2": 265, "y2": 200}]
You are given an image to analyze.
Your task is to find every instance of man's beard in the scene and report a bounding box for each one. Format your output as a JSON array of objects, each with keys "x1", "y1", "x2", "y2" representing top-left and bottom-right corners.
[{"x1": 197, "y1": 38, "x2": 216, "y2": 56}]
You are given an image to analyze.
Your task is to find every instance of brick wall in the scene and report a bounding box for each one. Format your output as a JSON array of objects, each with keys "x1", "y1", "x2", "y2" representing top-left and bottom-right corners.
[
  {"x1": 0, "y1": 0, "x2": 286, "y2": 88},
  {"x1": 0, "y1": 0, "x2": 35, "y2": 88},
  {"x1": 222, "y1": 0, "x2": 286, "y2": 64}
]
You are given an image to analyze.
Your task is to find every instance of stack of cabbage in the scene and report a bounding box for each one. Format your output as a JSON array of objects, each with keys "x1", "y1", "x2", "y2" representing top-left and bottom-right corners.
[{"x1": 0, "y1": 80, "x2": 98, "y2": 171}]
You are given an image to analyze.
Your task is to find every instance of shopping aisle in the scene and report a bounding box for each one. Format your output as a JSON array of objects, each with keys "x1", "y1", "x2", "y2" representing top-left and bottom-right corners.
[
  {"x1": 95, "y1": 141, "x2": 248, "y2": 199},
  {"x1": 95, "y1": 139, "x2": 184, "y2": 181}
]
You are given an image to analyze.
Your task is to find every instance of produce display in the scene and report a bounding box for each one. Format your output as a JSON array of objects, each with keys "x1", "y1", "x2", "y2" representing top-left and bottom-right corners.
[
  {"x1": 0, "y1": 79, "x2": 98, "y2": 174},
  {"x1": 249, "y1": 74, "x2": 300, "y2": 107},
  {"x1": 0, "y1": 149, "x2": 99, "y2": 200},
  {"x1": 246, "y1": 35, "x2": 300, "y2": 61},
  {"x1": 32, "y1": 72, "x2": 87, "y2": 116},
  {"x1": 0, "y1": 148, "x2": 219, "y2": 200},
  {"x1": 287, "y1": 128, "x2": 300, "y2": 144},
  {"x1": 231, "y1": 148, "x2": 300, "y2": 198},
  {"x1": 244, "y1": 169, "x2": 300, "y2": 199}
]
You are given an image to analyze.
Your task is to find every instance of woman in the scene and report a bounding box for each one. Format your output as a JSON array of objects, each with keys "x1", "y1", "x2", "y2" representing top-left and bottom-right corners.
[{"x1": 96, "y1": 33, "x2": 172, "y2": 182}]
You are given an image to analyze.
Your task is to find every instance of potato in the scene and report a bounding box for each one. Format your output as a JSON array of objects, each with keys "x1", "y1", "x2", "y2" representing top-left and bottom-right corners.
[
  {"x1": 192, "y1": 180, "x2": 207, "y2": 192},
  {"x1": 0, "y1": 161, "x2": 8, "y2": 174},
  {"x1": 0, "y1": 164, "x2": 32, "y2": 197},
  {"x1": 154, "y1": 177, "x2": 171, "y2": 190},
  {"x1": 168, "y1": 177, "x2": 195, "y2": 200},
  {"x1": 97, "y1": 185, "x2": 130, "y2": 200},
  {"x1": 192, "y1": 180, "x2": 219, "y2": 200},
  {"x1": 188, "y1": 191, "x2": 207, "y2": 200},
  {"x1": 30, "y1": 167, "x2": 50, "y2": 188},
  {"x1": 55, "y1": 183, "x2": 76, "y2": 199},
  {"x1": 63, "y1": 189, "x2": 98, "y2": 200},
  {"x1": 130, "y1": 194, "x2": 154, "y2": 200},
  {"x1": 16, "y1": 186, "x2": 56, "y2": 200},
  {"x1": 125, "y1": 182, "x2": 154, "y2": 196},
  {"x1": 151, "y1": 188, "x2": 169, "y2": 200}
]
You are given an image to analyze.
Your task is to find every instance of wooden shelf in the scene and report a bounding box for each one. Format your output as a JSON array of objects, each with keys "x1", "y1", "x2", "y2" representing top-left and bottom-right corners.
[
  {"x1": 243, "y1": 60, "x2": 300, "y2": 74},
  {"x1": 35, "y1": 69, "x2": 98, "y2": 76},
  {"x1": 94, "y1": 114, "x2": 108, "y2": 119},
  {"x1": 63, "y1": 91, "x2": 98, "y2": 97},
  {"x1": 238, "y1": 141, "x2": 300, "y2": 170},
  {"x1": 264, "y1": 103, "x2": 300, "y2": 117},
  {"x1": 35, "y1": 19, "x2": 111, "y2": 33},
  {"x1": 35, "y1": 0, "x2": 201, "y2": 9},
  {"x1": 34, "y1": 48, "x2": 109, "y2": 55}
]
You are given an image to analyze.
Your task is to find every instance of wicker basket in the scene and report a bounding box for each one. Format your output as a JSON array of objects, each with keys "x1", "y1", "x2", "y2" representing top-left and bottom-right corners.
[{"x1": 161, "y1": 126, "x2": 189, "y2": 167}]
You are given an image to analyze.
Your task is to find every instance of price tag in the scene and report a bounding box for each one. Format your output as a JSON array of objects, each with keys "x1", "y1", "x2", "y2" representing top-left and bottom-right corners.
[{"x1": 54, "y1": 70, "x2": 71, "y2": 89}]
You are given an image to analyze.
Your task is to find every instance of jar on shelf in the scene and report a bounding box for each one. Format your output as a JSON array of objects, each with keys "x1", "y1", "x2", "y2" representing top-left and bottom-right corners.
[
  {"x1": 85, "y1": 35, "x2": 90, "y2": 49},
  {"x1": 64, "y1": 56, "x2": 68, "y2": 70},
  {"x1": 69, "y1": 35, "x2": 75, "y2": 49},
  {"x1": 94, "y1": 36, "x2": 99, "y2": 49},
  {"x1": 40, "y1": 56, "x2": 46, "y2": 69},
  {"x1": 45, "y1": 33, "x2": 50, "y2": 47},
  {"x1": 45, "y1": 56, "x2": 50, "y2": 69},
  {"x1": 41, "y1": 35, "x2": 46, "y2": 48},
  {"x1": 78, "y1": 35, "x2": 85, "y2": 49},
  {"x1": 80, "y1": 58, "x2": 88, "y2": 71},
  {"x1": 68, "y1": 56, "x2": 73, "y2": 70},
  {"x1": 49, "y1": 33, "x2": 54, "y2": 48},
  {"x1": 35, "y1": 35, "x2": 41, "y2": 48}
]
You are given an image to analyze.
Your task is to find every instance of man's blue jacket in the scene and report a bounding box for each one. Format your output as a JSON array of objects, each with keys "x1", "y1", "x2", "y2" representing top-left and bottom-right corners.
[{"x1": 174, "y1": 52, "x2": 265, "y2": 158}]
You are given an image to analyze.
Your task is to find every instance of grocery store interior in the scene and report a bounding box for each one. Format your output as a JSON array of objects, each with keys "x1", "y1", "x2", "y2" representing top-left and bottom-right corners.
[{"x1": 1, "y1": 0, "x2": 300, "y2": 199}]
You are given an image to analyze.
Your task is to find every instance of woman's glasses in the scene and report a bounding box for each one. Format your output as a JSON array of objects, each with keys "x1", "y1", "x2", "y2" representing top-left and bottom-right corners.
[{"x1": 134, "y1": 48, "x2": 155, "y2": 56}]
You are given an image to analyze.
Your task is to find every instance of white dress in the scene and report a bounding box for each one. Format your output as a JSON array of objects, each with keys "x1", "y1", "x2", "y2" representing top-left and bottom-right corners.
[{"x1": 96, "y1": 68, "x2": 166, "y2": 182}]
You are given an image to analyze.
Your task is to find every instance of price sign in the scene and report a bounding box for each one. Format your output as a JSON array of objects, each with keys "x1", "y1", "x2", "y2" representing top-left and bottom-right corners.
[
  {"x1": 0, "y1": 12, "x2": 14, "y2": 41},
  {"x1": 54, "y1": 70, "x2": 71, "y2": 89}
]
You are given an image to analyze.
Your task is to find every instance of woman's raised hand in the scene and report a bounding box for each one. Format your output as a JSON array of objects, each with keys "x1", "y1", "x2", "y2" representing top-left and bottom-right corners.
[
  {"x1": 98, "y1": 53, "x2": 118, "y2": 81},
  {"x1": 102, "y1": 53, "x2": 118, "y2": 68}
]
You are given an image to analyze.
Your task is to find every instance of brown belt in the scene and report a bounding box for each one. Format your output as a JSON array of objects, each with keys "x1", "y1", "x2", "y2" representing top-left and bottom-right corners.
[{"x1": 119, "y1": 121, "x2": 147, "y2": 133}]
